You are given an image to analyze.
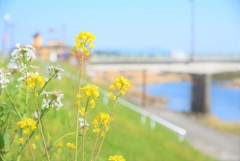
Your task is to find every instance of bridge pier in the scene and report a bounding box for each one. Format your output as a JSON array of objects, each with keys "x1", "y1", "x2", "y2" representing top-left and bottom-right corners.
[{"x1": 191, "y1": 74, "x2": 211, "y2": 113}]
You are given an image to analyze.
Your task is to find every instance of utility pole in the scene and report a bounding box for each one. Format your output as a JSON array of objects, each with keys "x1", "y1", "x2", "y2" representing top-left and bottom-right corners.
[
  {"x1": 2, "y1": 14, "x2": 10, "y2": 57},
  {"x1": 141, "y1": 70, "x2": 147, "y2": 108},
  {"x1": 190, "y1": 0, "x2": 195, "y2": 62}
]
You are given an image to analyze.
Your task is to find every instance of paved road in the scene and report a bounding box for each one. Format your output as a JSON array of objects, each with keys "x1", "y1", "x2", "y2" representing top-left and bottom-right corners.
[{"x1": 147, "y1": 107, "x2": 240, "y2": 161}]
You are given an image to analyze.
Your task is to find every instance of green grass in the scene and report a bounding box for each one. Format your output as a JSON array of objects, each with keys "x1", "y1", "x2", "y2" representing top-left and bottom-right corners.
[{"x1": 0, "y1": 59, "x2": 216, "y2": 161}]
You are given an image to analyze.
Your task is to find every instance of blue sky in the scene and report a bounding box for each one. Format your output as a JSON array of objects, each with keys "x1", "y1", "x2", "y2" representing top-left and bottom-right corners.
[{"x1": 0, "y1": 0, "x2": 240, "y2": 54}]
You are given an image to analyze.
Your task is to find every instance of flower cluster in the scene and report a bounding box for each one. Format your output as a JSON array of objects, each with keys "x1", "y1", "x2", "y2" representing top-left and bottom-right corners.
[
  {"x1": 0, "y1": 70, "x2": 10, "y2": 89},
  {"x1": 47, "y1": 66, "x2": 64, "y2": 80},
  {"x1": 81, "y1": 84, "x2": 100, "y2": 99},
  {"x1": 41, "y1": 90, "x2": 64, "y2": 110},
  {"x1": 26, "y1": 73, "x2": 45, "y2": 89},
  {"x1": 73, "y1": 31, "x2": 96, "y2": 56},
  {"x1": 108, "y1": 76, "x2": 131, "y2": 100},
  {"x1": 92, "y1": 113, "x2": 110, "y2": 136},
  {"x1": 16, "y1": 117, "x2": 37, "y2": 135},
  {"x1": 108, "y1": 155, "x2": 126, "y2": 161},
  {"x1": 10, "y1": 44, "x2": 36, "y2": 72}
]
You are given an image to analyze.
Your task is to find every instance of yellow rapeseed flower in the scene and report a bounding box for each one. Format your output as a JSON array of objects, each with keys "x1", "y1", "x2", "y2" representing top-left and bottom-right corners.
[
  {"x1": 93, "y1": 128, "x2": 100, "y2": 134},
  {"x1": 98, "y1": 113, "x2": 110, "y2": 126},
  {"x1": 108, "y1": 76, "x2": 131, "y2": 99},
  {"x1": 100, "y1": 131, "x2": 105, "y2": 137},
  {"x1": 108, "y1": 92, "x2": 116, "y2": 100},
  {"x1": 92, "y1": 119, "x2": 98, "y2": 128},
  {"x1": 81, "y1": 84, "x2": 100, "y2": 99},
  {"x1": 73, "y1": 31, "x2": 96, "y2": 56},
  {"x1": 23, "y1": 128, "x2": 30, "y2": 135},
  {"x1": 76, "y1": 94, "x2": 82, "y2": 99},
  {"x1": 89, "y1": 99, "x2": 95, "y2": 108},
  {"x1": 18, "y1": 138, "x2": 24, "y2": 144},
  {"x1": 26, "y1": 73, "x2": 45, "y2": 89},
  {"x1": 56, "y1": 142, "x2": 63, "y2": 148},
  {"x1": 35, "y1": 135, "x2": 40, "y2": 141},
  {"x1": 31, "y1": 143, "x2": 36, "y2": 150},
  {"x1": 108, "y1": 155, "x2": 126, "y2": 161},
  {"x1": 17, "y1": 117, "x2": 37, "y2": 136},
  {"x1": 66, "y1": 142, "x2": 76, "y2": 149},
  {"x1": 79, "y1": 108, "x2": 86, "y2": 116},
  {"x1": 75, "y1": 101, "x2": 81, "y2": 107}
]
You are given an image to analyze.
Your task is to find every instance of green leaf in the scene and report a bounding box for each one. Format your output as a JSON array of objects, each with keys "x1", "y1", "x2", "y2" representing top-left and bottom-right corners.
[
  {"x1": 0, "y1": 133, "x2": 4, "y2": 149},
  {"x1": 3, "y1": 131, "x2": 9, "y2": 147}
]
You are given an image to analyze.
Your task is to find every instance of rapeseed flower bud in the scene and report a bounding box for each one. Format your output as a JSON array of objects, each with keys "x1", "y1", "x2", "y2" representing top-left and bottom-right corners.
[
  {"x1": 35, "y1": 135, "x2": 40, "y2": 141},
  {"x1": 92, "y1": 119, "x2": 98, "y2": 128},
  {"x1": 89, "y1": 99, "x2": 95, "y2": 108},
  {"x1": 108, "y1": 92, "x2": 116, "y2": 100},
  {"x1": 76, "y1": 94, "x2": 82, "y2": 99},
  {"x1": 95, "y1": 113, "x2": 110, "y2": 127},
  {"x1": 56, "y1": 142, "x2": 63, "y2": 148},
  {"x1": 79, "y1": 108, "x2": 86, "y2": 116},
  {"x1": 75, "y1": 101, "x2": 81, "y2": 107},
  {"x1": 66, "y1": 142, "x2": 76, "y2": 149},
  {"x1": 17, "y1": 138, "x2": 24, "y2": 144},
  {"x1": 93, "y1": 128, "x2": 100, "y2": 134},
  {"x1": 108, "y1": 155, "x2": 126, "y2": 161},
  {"x1": 31, "y1": 143, "x2": 36, "y2": 150}
]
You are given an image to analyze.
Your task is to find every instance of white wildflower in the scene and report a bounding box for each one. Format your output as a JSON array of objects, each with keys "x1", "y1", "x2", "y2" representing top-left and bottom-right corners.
[
  {"x1": 47, "y1": 66, "x2": 64, "y2": 80},
  {"x1": 41, "y1": 98, "x2": 51, "y2": 109},
  {"x1": 41, "y1": 90, "x2": 64, "y2": 111},
  {"x1": 79, "y1": 117, "x2": 89, "y2": 128},
  {"x1": 0, "y1": 70, "x2": 11, "y2": 89},
  {"x1": 30, "y1": 65, "x2": 39, "y2": 69},
  {"x1": 10, "y1": 44, "x2": 36, "y2": 69},
  {"x1": 33, "y1": 111, "x2": 41, "y2": 119},
  {"x1": 7, "y1": 62, "x2": 18, "y2": 70}
]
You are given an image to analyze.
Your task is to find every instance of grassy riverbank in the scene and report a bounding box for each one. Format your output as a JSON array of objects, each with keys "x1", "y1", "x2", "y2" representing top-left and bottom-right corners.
[{"x1": 0, "y1": 59, "x2": 216, "y2": 160}]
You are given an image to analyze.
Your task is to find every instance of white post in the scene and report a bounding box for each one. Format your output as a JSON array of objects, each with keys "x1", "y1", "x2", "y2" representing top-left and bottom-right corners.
[
  {"x1": 141, "y1": 115, "x2": 147, "y2": 125},
  {"x1": 150, "y1": 119, "x2": 156, "y2": 129},
  {"x1": 103, "y1": 93, "x2": 108, "y2": 105}
]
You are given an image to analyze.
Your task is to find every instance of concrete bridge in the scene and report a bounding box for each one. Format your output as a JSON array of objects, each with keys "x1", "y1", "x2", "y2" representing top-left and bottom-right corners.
[{"x1": 88, "y1": 56, "x2": 240, "y2": 114}]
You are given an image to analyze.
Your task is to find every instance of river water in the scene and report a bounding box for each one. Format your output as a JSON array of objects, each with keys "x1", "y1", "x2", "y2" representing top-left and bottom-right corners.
[{"x1": 146, "y1": 81, "x2": 240, "y2": 122}]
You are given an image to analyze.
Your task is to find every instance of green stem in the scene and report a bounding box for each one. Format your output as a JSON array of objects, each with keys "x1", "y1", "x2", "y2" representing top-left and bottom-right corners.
[
  {"x1": 90, "y1": 125, "x2": 102, "y2": 161},
  {"x1": 51, "y1": 132, "x2": 75, "y2": 148},
  {"x1": 75, "y1": 56, "x2": 85, "y2": 161},
  {"x1": 38, "y1": 73, "x2": 58, "y2": 95},
  {"x1": 5, "y1": 89, "x2": 22, "y2": 119},
  {"x1": 94, "y1": 96, "x2": 119, "y2": 161},
  {"x1": 27, "y1": 136, "x2": 35, "y2": 161},
  {"x1": 34, "y1": 94, "x2": 51, "y2": 161},
  {"x1": 82, "y1": 99, "x2": 89, "y2": 161}
]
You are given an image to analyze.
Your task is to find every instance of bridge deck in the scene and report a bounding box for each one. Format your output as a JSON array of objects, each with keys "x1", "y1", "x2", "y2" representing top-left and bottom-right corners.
[{"x1": 89, "y1": 62, "x2": 240, "y2": 74}]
